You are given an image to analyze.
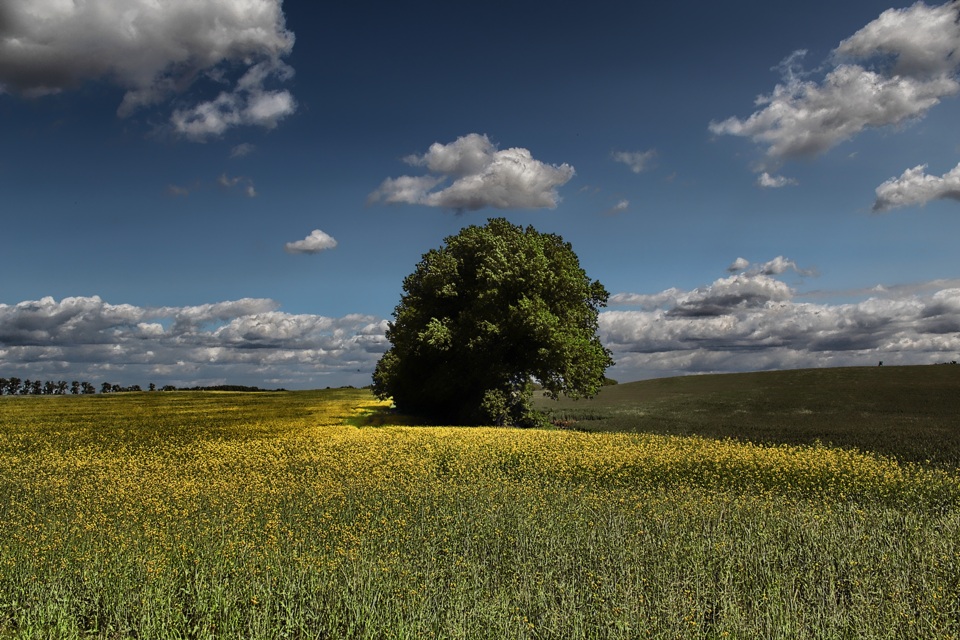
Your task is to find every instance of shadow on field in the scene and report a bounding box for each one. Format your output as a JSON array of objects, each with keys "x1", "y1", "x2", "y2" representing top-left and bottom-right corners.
[
  {"x1": 343, "y1": 405, "x2": 424, "y2": 428},
  {"x1": 534, "y1": 365, "x2": 960, "y2": 469}
]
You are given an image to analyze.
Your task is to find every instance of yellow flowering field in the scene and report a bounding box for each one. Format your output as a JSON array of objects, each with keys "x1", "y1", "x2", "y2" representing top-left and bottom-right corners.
[{"x1": 0, "y1": 389, "x2": 958, "y2": 638}]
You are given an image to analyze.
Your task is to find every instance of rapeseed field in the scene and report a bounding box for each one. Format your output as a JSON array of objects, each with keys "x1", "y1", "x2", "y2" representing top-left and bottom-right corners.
[{"x1": 0, "y1": 389, "x2": 958, "y2": 638}]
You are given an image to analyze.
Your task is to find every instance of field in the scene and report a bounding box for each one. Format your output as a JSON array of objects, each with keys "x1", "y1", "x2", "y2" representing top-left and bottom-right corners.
[
  {"x1": 536, "y1": 365, "x2": 960, "y2": 469},
  {"x1": 0, "y1": 367, "x2": 958, "y2": 638}
]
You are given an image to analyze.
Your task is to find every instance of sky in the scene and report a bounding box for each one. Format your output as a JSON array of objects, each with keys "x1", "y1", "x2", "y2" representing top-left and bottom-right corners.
[{"x1": 2, "y1": 0, "x2": 960, "y2": 390}]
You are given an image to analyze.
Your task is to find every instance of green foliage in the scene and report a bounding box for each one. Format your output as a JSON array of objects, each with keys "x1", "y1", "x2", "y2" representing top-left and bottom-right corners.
[{"x1": 373, "y1": 217, "x2": 613, "y2": 425}]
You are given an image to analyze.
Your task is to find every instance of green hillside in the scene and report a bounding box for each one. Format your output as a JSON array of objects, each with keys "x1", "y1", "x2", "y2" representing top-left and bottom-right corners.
[{"x1": 535, "y1": 365, "x2": 960, "y2": 469}]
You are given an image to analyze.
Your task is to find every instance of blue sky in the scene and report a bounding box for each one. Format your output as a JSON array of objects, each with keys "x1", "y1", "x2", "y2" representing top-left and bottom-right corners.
[{"x1": 2, "y1": 0, "x2": 959, "y2": 389}]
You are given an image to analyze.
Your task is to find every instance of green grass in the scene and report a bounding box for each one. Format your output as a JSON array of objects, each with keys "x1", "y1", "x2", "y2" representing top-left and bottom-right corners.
[
  {"x1": 0, "y1": 370, "x2": 958, "y2": 638},
  {"x1": 536, "y1": 365, "x2": 960, "y2": 469}
]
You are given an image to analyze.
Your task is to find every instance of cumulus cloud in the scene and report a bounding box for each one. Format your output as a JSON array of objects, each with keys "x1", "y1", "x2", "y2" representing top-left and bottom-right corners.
[
  {"x1": 757, "y1": 172, "x2": 798, "y2": 188},
  {"x1": 611, "y1": 258, "x2": 810, "y2": 317},
  {"x1": 609, "y1": 288, "x2": 685, "y2": 311},
  {"x1": 710, "y1": 2, "x2": 960, "y2": 163},
  {"x1": 171, "y1": 62, "x2": 296, "y2": 140},
  {"x1": 368, "y1": 133, "x2": 575, "y2": 212},
  {"x1": 602, "y1": 263, "x2": 960, "y2": 381},
  {"x1": 157, "y1": 298, "x2": 280, "y2": 335},
  {"x1": 873, "y1": 162, "x2": 960, "y2": 211},
  {"x1": 726, "y1": 257, "x2": 751, "y2": 273},
  {"x1": 0, "y1": 296, "x2": 387, "y2": 389},
  {"x1": 834, "y1": 2, "x2": 960, "y2": 77},
  {"x1": 726, "y1": 256, "x2": 816, "y2": 277},
  {"x1": 667, "y1": 274, "x2": 794, "y2": 318},
  {"x1": 4, "y1": 271, "x2": 960, "y2": 389},
  {"x1": 710, "y1": 64, "x2": 956, "y2": 159},
  {"x1": 368, "y1": 176, "x2": 445, "y2": 206},
  {"x1": 404, "y1": 133, "x2": 498, "y2": 176},
  {"x1": 0, "y1": 0, "x2": 296, "y2": 138},
  {"x1": 612, "y1": 149, "x2": 658, "y2": 174},
  {"x1": 758, "y1": 256, "x2": 814, "y2": 277},
  {"x1": 285, "y1": 229, "x2": 338, "y2": 254}
]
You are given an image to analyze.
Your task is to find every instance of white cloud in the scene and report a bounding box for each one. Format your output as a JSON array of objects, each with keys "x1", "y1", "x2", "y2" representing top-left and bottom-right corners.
[
  {"x1": 602, "y1": 265, "x2": 960, "y2": 381},
  {"x1": 368, "y1": 134, "x2": 575, "y2": 212},
  {"x1": 3, "y1": 278, "x2": 960, "y2": 388},
  {"x1": 0, "y1": 296, "x2": 147, "y2": 346},
  {"x1": 609, "y1": 288, "x2": 684, "y2": 310},
  {"x1": 710, "y1": 64, "x2": 956, "y2": 160},
  {"x1": 170, "y1": 66, "x2": 296, "y2": 140},
  {"x1": 404, "y1": 132, "x2": 497, "y2": 176},
  {"x1": 158, "y1": 299, "x2": 280, "y2": 334},
  {"x1": 367, "y1": 175, "x2": 445, "y2": 206},
  {"x1": 834, "y1": 2, "x2": 960, "y2": 77},
  {"x1": 667, "y1": 274, "x2": 794, "y2": 318},
  {"x1": 0, "y1": 0, "x2": 296, "y2": 138},
  {"x1": 725, "y1": 256, "x2": 815, "y2": 277},
  {"x1": 609, "y1": 263, "x2": 804, "y2": 317},
  {"x1": 602, "y1": 199, "x2": 630, "y2": 215},
  {"x1": 285, "y1": 229, "x2": 338, "y2": 254},
  {"x1": 612, "y1": 149, "x2": 658, "y2": 174},
  {"x1": 873, "y1": 162, "x2": 960, "y2": 211},
  {"x1": 757, "y1": 172, "x2": 798, "y2": 188},
  {"x1": 755, "y1": 256, "x2": 815, "y2": 277},
  {"x1": 0, "y1": 296, "x2": 387, "y2": 389},
  {"x1": 710, "y1": 2, "x2": 960, "y2": 163}
]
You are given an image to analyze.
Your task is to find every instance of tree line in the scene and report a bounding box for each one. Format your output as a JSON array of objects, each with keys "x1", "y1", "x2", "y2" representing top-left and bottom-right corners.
[
  {"x1": 0, "y1": 378, "x2": 173, "y2": 395},
  {"x1": 0, "y1": 378, "x2": 283, "y2": 395}
]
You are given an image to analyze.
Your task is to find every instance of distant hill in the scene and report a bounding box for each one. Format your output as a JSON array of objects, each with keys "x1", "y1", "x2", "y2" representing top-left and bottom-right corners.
[{"x1": 534, "y1": 365, "x2": 960, "y2": 469}]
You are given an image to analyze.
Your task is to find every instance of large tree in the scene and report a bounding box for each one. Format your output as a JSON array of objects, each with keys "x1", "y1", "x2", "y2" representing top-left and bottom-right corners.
[{"x1": 373, "y1": 218, "x2": 613, "y2": 426}]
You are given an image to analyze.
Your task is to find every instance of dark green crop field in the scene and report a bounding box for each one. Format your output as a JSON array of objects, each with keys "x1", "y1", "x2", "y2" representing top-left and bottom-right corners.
[{"x1": 537, "y1": 365, "x2": 960, "y2": 469}]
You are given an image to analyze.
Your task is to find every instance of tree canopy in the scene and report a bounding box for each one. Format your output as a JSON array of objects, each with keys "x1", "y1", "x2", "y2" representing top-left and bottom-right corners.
[{"x1": 372, "y1": 218, "x2": 613, "y2": 426}]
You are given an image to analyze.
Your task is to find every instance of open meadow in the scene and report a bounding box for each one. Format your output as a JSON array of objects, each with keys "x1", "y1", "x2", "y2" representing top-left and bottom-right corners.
[{"x1": 1, "y1": 367, "x2": 959, "y2": 639}]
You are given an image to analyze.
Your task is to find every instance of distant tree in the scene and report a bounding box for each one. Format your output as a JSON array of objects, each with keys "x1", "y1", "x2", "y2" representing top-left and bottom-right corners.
[
  {"x1": 31, "y1": 380, "x2": 43, "y2": 395},
  {"x1": 101, "y1": 382, "x2": 112, "y2": 394},
  {"x1": 161, "y1": 385, "x2": 177, "y2": 392},
  {"x1": 56, "y1": 381, "x2": 68, "y2": 395},
  {"x1": 70, "y1": 381, "x2": 80, "y2": 395},
  {"x1": 373, "y1": 218, "x2": 613, "y2": 426},
  {"x1": 148, "y1": 383, "x2": 156, "y2": 392},
  {"x1": 81, "y1": 382, "x2": 96, "y2": 395},
  {"x1": 43, "y1": 381, "x2": 56, "y2": 395},
  {"x1": 6, "y1": 377, "x2": 21, "y2": 395}
]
